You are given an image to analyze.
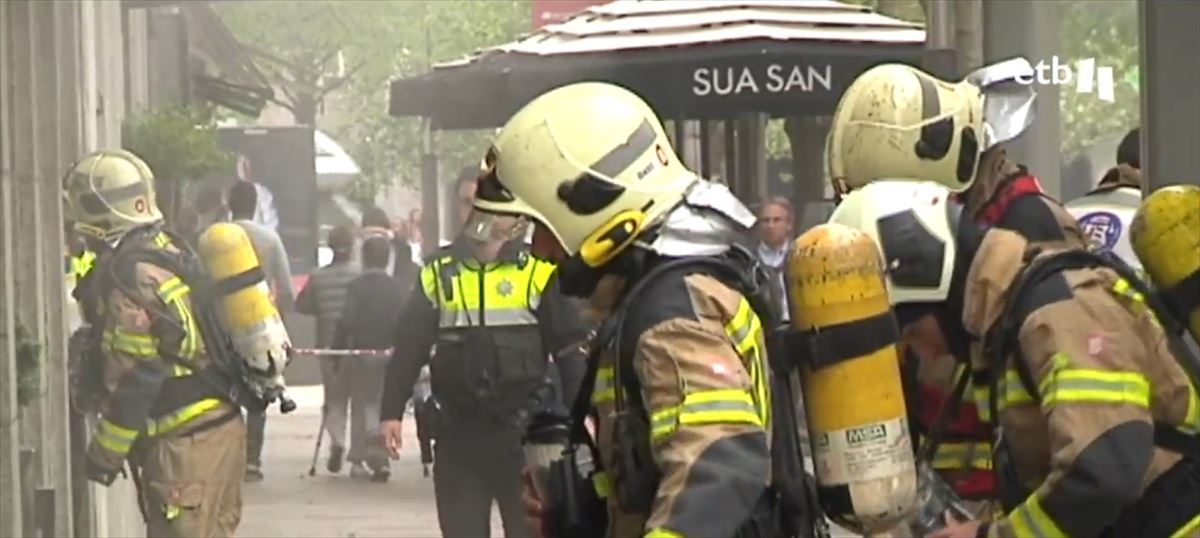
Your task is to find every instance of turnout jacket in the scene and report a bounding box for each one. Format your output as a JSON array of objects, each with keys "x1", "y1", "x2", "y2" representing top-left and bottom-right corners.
[
  {"x1": 79, "y1": 229, "x2": 238, "y2": 472},
  {"x1": 585, "y1": 267, "x2": 773, "y2": 538},
  {"x1": 964, "y1": 226, "x2": 1200, "y2": 538},
  {"x1": 380, "y1": 239, "x2": 589, "y2": 424}
]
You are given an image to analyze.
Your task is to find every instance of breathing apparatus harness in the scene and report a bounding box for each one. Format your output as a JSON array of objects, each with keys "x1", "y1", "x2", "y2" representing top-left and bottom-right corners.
[
  {"x1": 87, "y1": 224, "x2": 290, "y2": 415},
  {"x1": 552, "y1": 245, "x2": 828, "y2": 538}
]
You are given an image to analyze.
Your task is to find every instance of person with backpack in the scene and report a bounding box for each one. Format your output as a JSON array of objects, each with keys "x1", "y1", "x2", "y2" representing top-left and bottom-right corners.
[
  {"x1": 65, "y1": 150, "x2": 246, "y2": 537},
  {"x1": 830, "y1": 177, "x2": 1200, "y2": 538},
  {"x1": 480, "y1": 82, "x2": 823, "y2": 538}
]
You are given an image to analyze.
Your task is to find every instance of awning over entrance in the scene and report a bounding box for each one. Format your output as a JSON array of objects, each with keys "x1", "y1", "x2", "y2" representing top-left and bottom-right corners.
[{"x1": 389, "y1": 0, "x2": 927, "y2": 129}]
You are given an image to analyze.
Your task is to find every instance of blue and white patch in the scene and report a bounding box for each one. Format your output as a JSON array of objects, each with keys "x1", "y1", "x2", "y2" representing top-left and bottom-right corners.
[{"x1": 1077, "y1": 211, "x2": 1123, "y2": 250}]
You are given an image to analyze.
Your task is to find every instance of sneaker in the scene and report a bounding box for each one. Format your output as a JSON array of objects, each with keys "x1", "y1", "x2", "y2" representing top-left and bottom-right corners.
[
  {"x1": 371, "y1": 467, "x2": 391, "y2": 483},
  {"x1": 245, "y1": 463, "x2": 264, "y2": 482},
  {"x1": 350, "y1": 461, "x2": 371, "y2": 480},
  {"x1": 327, "y1": 445, "x2": 345, "y2": 474}
]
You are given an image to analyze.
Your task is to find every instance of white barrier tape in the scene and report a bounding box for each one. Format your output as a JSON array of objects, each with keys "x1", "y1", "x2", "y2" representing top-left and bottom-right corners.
[{"x1": 291, "y1": 348, "x2": 393, "y2": 358}]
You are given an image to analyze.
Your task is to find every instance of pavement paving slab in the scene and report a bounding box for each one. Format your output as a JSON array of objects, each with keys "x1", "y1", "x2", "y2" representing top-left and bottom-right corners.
[{"x1": 239, "y1": 385, "x2": 862, "y2": 538}]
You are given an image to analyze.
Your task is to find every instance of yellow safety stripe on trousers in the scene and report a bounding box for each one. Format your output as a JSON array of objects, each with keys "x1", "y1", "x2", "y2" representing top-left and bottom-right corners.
[
  {"x1": 1038, "y1": 359, "x2": 1151, "y2": 411},
  {"x1": 592, "y1": 366, "x2": 615, "y2": 404},
  {"x1": 645, "y1": 528, "x2": 683, "y2": 538},
  {"x1": 419, "y1": 257, "x2": 546, "y2": 328},
  {"x1": 650, "y1": 389, "x2": 763, "y2": 442},
  {"x1": 145, "y1": 397, "x2": 224, "y2": 437},
  {"x1": 723, "y1": 298, "x2": 770, "y2": 428},
  {"x1": 102, "y1": 328, "x2": 159, "y2": 358},
  {"x1": 95, "y1": 419, "x2": 139, "y2": 455},
  {"x1": 155, "y1": 276, "x2": 199, "y2": 363},
  {"x1": 930, "y1": 441, "x2": 993, "y2": 471},
  {"x1": 1008, "y1": 491, "x2": 1067, "y2": 538},
  {"x1": 1170, "y1": 513, "x2": 1200, "y2": 538}
]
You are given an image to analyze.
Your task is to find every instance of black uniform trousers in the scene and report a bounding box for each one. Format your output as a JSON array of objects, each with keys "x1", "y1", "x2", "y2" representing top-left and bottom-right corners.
[{"x1": 433, "y1": 426, "x2": 533, "y2": 538}]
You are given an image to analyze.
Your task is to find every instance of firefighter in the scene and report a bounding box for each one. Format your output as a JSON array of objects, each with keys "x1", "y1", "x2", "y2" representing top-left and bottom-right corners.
[
  {"x1": 828, "y1": 178, "x2": 1200, "y2": 538},
  {"x1": 378, "y1": 200, "x2": 590, "y2": 537},
  {"x1": 827, "y1": 59, "x2": 1083, "y2": 512},
  {"x1": 480, "y1": 82, "x2": 807, "y2": 538},
  {"x1": 1065, "y1": 127, "x2": 1145, "y2": 273},
  {"x1": 65, "y1": 150, "x2": 245, "y2": 538}
]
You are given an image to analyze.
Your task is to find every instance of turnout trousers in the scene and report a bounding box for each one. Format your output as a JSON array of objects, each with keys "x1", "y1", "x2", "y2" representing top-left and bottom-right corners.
[{"x1": 135, "y1": 414, "x2": 246, "y2": 538}]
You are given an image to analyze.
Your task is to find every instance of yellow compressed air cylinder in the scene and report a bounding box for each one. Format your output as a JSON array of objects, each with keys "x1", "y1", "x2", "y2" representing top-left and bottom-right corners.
[
  {"x1": 788, "y1": 222, "x2": 916, "y2": 535},
  {"x1": 1131, "y1": 184, "x2": 1200, "y2": 343},
  {"x1": 197, "y1": 222, "x2": 292, "y2": 386}
]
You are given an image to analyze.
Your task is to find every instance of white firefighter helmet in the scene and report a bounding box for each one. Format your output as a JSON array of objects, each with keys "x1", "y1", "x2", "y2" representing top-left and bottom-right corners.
[
  {"x1": 63, "y1": 149, "x2": 164, "y2": 242},
  {"x1": 828, "y1": 59, "x2": 1037, "y2": 196},
  {"x1": 473, "y1": 82, "x2": 698, "y2": 267},
  {"x1": 827, "y1": 179, "x2": 958, "y2": 304}
]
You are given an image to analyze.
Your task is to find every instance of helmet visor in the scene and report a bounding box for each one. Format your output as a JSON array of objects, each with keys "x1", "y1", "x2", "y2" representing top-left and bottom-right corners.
[
  {"x1": 462, "y1": 209, "x2": 528, "y2": 243},
  {"x1": 964, "y1": 58, "x2": 1037, "y2": 148}
]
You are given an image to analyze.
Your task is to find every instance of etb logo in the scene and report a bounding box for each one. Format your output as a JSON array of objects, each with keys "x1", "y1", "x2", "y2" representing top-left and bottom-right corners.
[{"x1": 1015, "y1": 56, "x2": 1116, "y2": 102}]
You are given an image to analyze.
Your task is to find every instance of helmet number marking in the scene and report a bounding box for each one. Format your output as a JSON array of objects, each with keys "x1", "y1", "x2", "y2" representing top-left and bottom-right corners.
[
  {"x1": 135, "y1": 198, "x2": 147, "y2": 214},
  {"x1": 655, "y1": 144, "x2": 669, "y2": 166}
]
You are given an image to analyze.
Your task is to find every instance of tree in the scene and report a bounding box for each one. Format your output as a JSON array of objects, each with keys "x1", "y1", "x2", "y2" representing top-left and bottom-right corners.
[
  {"x1": 1058, "y1": 0, "x2": 1139, "y2": 155},
  {"x1": 123, "y1": 107, "x2": 234, "y2": 227},
  {"x1": 216, "y1": 1, "x2": 531, "y2": 204}
]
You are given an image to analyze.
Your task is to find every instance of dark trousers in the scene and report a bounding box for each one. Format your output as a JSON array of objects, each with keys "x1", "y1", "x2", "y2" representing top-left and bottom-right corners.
[
  {"x1": 433, "y1": 430, "x2": 533, "y2": 538},
  {"x1": 246, "y1": 410, "x2": 266, "y2": 466}
]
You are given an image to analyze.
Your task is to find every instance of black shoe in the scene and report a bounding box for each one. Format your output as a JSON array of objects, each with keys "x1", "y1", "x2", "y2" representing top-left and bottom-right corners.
[{"x1": 327, "y1": 445, "x2": 345, "y2": 474}]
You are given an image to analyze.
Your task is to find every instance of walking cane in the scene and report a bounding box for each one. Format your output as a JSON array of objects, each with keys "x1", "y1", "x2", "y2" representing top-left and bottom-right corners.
[{"x1": 308, "y1": 403, "x2": 328, "y2": 477}]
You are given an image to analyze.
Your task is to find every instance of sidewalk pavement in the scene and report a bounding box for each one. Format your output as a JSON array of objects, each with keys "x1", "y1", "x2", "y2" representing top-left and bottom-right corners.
[
  {"x1": 237, "y1": 385, "x2": 861, "y2": 538},
  {"x1": 237, "y1": 385, "x2": 502, "y2": 538}
]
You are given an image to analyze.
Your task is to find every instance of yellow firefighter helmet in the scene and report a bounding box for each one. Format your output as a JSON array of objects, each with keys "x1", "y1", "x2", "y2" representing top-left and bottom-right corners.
[
  {"x1": 63, "y1": 149, "x2": 163, "y2": 242},
  {"x1": 1130, "y1": 184, "x2": 1200, "y2": 342},
  {"x1": 827, "y1": 64, "x2": 986, "y2": 195},
  {"x1": 473, "y1": 82, "x2": 698, "y2": 268},
  {"x1": 827, "y1": 179, "x2": 959, "y2": 304}
]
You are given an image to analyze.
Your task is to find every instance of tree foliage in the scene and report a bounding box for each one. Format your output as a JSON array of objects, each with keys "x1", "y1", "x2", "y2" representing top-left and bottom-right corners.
[
  {"x1": 216, "y1": 1, "x2": 530, "y2": 204},
  {"x1": 1058, "y1": 0, "x2": 1139, "y2": 154}
]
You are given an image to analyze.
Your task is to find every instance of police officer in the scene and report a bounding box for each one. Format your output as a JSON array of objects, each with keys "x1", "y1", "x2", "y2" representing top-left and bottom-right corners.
[
  {"x1": 65, "y1": 150, "x2": 245, "y2": 538},
  {"x1": 828, "y1": 179, "x2": 1200, "y2": 538},
  {"x1": 378, "y1": 201, "x2": 589, "y2": 537},
  {"x1": 481, "y1": 82, "x2": 793, "y2": 538},
  {"x1": 1066, "y1": 127, "x2": 1145, "y2": 273}
]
